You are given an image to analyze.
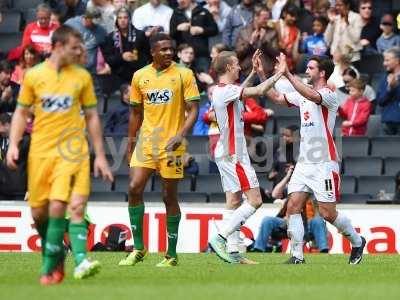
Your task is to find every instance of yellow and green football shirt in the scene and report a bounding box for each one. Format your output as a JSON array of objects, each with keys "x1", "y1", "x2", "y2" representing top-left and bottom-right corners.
[
  {"x1": 17, "y1": 61, "x2": 97, "y2": 159},
  {"x1": 130, "y1": 62, "x2": 200, "y2": 151}
]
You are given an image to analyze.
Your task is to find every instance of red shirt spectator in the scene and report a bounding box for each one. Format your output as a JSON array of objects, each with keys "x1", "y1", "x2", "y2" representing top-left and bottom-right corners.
[
  {"x1": 339, "y1": 79, "x2": 372, "y2": 136},
  {"x1": 21, "y1": 4, "x2": 59, "y2": 55}
]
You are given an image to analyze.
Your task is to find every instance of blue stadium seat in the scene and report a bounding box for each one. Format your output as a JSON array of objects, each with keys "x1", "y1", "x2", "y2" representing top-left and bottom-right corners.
[
  {"x1": 371, "y1": 137, "x2": 400, "y2": 157},
  {"x1": 12, "y1": 0, "x2": 43, "y2": 10},
  {"x1": 0, "y1": 11, "x2": 21, "y2": 33},
  {"x1": 91, "y1": 177, "x2": 113, "y2": 192},
  {"x1": 366, "y1": 115, "x2": 382, "y2": 137},
  {"x1": 344, "y1": 157, "x2": 382, "y2": 176},
  {"x1": 341, "y1": 176, "x2": 356, "y2": 194},
  {"x1": 142, "y1": 192, "x2": 207, "y2": 203},
  {"x1": 153, "y1": 176, "x2": 193, "y2": 192},
  {"x1": 358, "y1": 176, "x2": 395, "y2": 198},
  {"x1": 340, "y1": 194, "x2": 370, "y2": 204},
  {"x1": 89, "y1": 192, "x2": 127, "y2": 202},
  {"x1": 208, "y1": 192, "x2": 226, "y2": 203},
  {"x1": 195, "y1": 174, "x2": 223, "y2": 193},
  {"x1": 339, "y1": 136, "x2": 369, "y2": 158},
  {"x1": 186, "y1": 135, "x2": 209, "y2": 154},
  {"x1": 0, "y1": 33, "x2": 22, "y2": 54},
  {"x1": 384, "y1": 157, "x2": 400, "y2": 176}
]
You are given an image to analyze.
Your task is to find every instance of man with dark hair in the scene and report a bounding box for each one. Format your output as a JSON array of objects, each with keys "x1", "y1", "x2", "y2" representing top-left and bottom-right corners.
[
  {"x1": 257, "y1": 53, "x2": 365, "y2": 264},
  {"x1": 359, "y1": 0, "x2": 381, "y2": 55},
  {"x1": 119, "y1": 33, "x2": 200, "y2": 267},
  {"x1": 7, "y1": 25, "x2": 113, "y2": 285},
  {"x1": 0, "y1": 60, "x2": 19, "y2": 114},
  {"x1": 169, "y1": 0, "x2": 218, "y2": 72},
  {"x1": 235, "y1": 5, "x2": 279, "y2": 78}
]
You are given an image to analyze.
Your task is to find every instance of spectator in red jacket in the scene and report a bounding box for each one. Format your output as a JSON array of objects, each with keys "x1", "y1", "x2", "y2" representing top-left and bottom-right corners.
[
  {"x1": 339, "y1": 78, "x2": 372, "y2": 136},
  {"x1": 21, "y1": 3, "x2": 60, "y2": 56}
]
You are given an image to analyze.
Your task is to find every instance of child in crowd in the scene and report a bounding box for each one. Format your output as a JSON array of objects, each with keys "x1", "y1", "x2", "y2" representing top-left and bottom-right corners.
[
  {"x1": 339, "y1": 79, "x2": 372, "y2": 136},
  {"x1": 377, "y1": 14, "x2": 400, "y2": 54},
  {"x1": 302, "y1": 16, "x2": 329, "y2": 57}
]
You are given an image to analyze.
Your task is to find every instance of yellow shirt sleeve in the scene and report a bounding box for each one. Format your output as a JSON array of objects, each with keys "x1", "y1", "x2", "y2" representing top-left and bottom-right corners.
[
  {"x1": 17, "y1": 71, "x2": 35, "y2": 108},
  {"x1": 183, "y1": 69, "x2": 200, "y2": 102},
  {"x1": 80, "y1": 72, "x2": 97, "y2": 109},
  {"x1": 130, "y1": 72, "x2": 143, "y2": 107}
]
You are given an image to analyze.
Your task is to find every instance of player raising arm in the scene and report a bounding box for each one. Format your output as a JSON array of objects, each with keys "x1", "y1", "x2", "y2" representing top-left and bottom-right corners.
[
  {"x1": 256, "y1": 53, "x2": 366, "y2": 264},
  {"x1": 207, "y1": 50, "x2": 285, "y2": 264}
]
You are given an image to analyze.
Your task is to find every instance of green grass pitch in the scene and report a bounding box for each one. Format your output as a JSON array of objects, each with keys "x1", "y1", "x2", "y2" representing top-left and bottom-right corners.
[{"x1": 0, "y1": 253, "x2": 399, "y2": 300}]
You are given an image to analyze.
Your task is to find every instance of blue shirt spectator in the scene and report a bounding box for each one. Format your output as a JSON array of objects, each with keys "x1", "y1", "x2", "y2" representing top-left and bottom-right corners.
[{"x1": 301, "y1": 16, "x2": 328, "y2": 56}]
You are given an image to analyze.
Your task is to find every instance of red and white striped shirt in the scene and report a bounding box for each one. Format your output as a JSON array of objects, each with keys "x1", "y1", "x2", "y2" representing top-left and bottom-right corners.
[
  {"x1": 211, "y1": 83, "x2": 248, "y2": 161},
  {"x1": 22, "y1": 22, "x2": 59, "y2": 54},
  {"x1": 285, "y1": 87, "x2": 339, "y2": 164}
]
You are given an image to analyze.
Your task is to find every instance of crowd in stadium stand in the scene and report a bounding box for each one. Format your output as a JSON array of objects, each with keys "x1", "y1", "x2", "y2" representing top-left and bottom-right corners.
[{"x1": 1, "y1": 0, "x2": 400, "y2": 204}]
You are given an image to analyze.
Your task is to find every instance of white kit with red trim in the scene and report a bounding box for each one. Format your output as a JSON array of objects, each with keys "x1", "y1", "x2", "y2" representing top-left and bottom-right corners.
[
  {"x1": 284, "y1": 87, "x2": 341, "y2": 202},
  {"x1": 211, "y1": 84, "x2": 259, "y2": 193}
]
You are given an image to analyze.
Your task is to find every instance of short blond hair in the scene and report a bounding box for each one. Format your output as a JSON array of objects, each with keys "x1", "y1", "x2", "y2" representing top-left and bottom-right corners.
[
  {"x1": 213, "y1": 51, "x2": 237, "y2": 77},
  {"x1": 348, "y1": 78, "x2": 366, "y2": 91}
]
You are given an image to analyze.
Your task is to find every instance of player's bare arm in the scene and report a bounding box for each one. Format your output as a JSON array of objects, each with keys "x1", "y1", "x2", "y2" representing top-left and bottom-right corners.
[
  {"x1": 240, "y1": 49, "x2": 262, "y2": 88},
  {"x1": 241, "y1": 52, "x2": 285, "y2": 99},
  {"x1": 6, "y1": 106, "x2": 29, "y2": 170},
  {"x1": 127, "y1": 104, "x2": 143, "y2": 162},
  {"x1": 280, "y1": 54, "x2": 323, "y2": 104},
  {"x1": 166, "y1": 101, "x2": 199, "y2": 152},
  {"x1": 84, "y1": 108, "x2": 114, "y2": 182}
]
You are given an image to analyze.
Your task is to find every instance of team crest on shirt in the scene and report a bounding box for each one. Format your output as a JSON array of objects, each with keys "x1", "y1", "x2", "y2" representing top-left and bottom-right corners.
[
  {"x1": 303, "y1": 111, "x2": 310, "y2": 121},
  {"x1": 146, "y1": 89, "x2": 173, "y2": 105}
]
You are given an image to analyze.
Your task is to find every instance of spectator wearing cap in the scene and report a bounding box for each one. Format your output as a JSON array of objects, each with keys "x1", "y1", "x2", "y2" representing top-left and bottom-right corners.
[
  {"x1": 325, "y1": 0, "x2": 363, "y2": 63},
  {"x1": 102, "y1": 6, "x2": 150, "y2": 86},
  {"x1": 376, "y1": 14, "x2": 400, "y2": 54},
  {"x1": 170, "y1": 0, "x2": 218, "y2": 73},
  {"x1": 66, "y1": 7, "x2": 108, "y2": 74},
  {"x1": 359, "y1": 0, "x2": 381, "y2": 55},
  {"x1": 222, "y1": 0, "x2": 254, "y2": 48},
  {"x1": 376, "y1": 47, "x2": 400, "y2": 135},
  {"x1": 21, "y1": 3, "x2": 60, "y2": 56},
  {"x1": 339, "y1": 78, "x2": 372, "y2": 136},
  {"x1": 0, "y1": 61, "x2": 19, "y2": 114},
  {"x1": 132, "y1": 0, "x2": 173, "y2": 37},
  {"x1": 87, "y1": 0, "x2": 116, "y2": 33}
]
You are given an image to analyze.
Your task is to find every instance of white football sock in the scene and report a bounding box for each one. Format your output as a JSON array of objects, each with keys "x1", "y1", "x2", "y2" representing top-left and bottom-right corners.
[
  {"x1": 288, "y1": 214, "x2": 304, "y2": 260},
  {"x1": 224, "y1": 209, "x2": 240, "y2": 253},
  {"x1": 220, "y1": 202, "x2": 256, "y2": 239},
  {"x1": 333, "y1": 212, "x2": 362, "y2": 247}
]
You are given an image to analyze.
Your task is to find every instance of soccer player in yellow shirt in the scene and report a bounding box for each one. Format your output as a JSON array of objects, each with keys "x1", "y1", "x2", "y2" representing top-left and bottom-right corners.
[
  {"x1": 118, "y1": 33, "x2": 199, "y2": 267},
  {"x1": 6, "y1": 26, "x2": 113, "y2": 285}
]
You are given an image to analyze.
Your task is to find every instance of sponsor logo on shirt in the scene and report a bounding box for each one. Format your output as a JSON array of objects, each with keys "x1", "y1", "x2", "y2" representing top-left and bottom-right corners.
[
  {"x1": 146, "y1": 89, "x2": 173, "y2": 105},
  {"x1": 41, "y1": 95, "x2": 73, "y2": 112}
]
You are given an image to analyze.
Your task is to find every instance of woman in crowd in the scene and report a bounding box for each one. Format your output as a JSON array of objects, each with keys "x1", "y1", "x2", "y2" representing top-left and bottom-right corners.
[{"x1": 11, "y1": 45, "x2": 40, "y2": 85}]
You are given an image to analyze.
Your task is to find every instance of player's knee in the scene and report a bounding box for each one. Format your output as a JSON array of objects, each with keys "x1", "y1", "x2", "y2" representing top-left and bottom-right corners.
[
  {"x1": 69, "y1": 201, "x2": 85, "y2": 221},
  {"x1": 319, "y1": 208, "x2": 336, "y2": 223},
  {"x1": 48, "y1": 200, "x2": 67, "y2": 218},
  {"x1": 128, "y1": 180, "x2": 144, "y2": 198},
  {"x1": 247, "y1": 193, "x2": 262, "y2": 209}
]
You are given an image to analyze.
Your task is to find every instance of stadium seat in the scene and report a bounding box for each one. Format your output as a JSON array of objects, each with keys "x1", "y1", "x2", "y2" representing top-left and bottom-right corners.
[
  {"x1": 0, "y1": 33, "x2": 22, "y2": 54},
  {"x1": 91, "y1": 177, "x2": 113, "y2": 192},
  {"x1": 341, "y1": 176, "x2": 356, "y2": 194},
  {"x1": 340, "y1": 194, "x2": 370, "y2": 204},
  {"x1": 178, "y1": 192, "x2": 208, "y2": 203},
  {"x1": 343, "y1": 157, "x2": 382, "y2": 176},
  {"x1": 366, "y1": 115, "x2": 382, "y2": 137},
  {"x1": 141, "y1": 192, "x2": 207, "y2": 202},
  {"x1": 186, "y1": 135, "x2": 209, "y2": 154},
  {"x1": 384, "y1": 157, "x2": 400, "y2": 176},
  {"x1": 12, "y1": 0, "x2": 43, "y2": 10},
  {"x1": 0, "y1": 11, "x2": 21, "y2": 33},
  {"x1": 275, "y1": 116, "x2": 300, "y2": 133},
  {"x1": 112, "y1": 159, "x2": 130, "y2": 175},
  {"x1": 264, "y1": 117, "x2": 275, "y2": 135},
  {"x1": 192, "y1": 153, "x2": 211, "y2": 174},
  {"x1": 195, "y1": 174, "x2": 223, "y2": 193},
  {"x1": 153, "y1": 176, "x2": 193, "y2": 192},
  {"x1": 358, "y1": 176, "x2": 395, "y2": 198},
  {"x1": 89, "y1": 192, "x2": 127, "y2": 202},
  {"x1": 371, "y1": 137, "x2": 400, "y2": 157},
  {"x1": 104, "y1": 135, "x2": 127, "y2": 156},
  {"x1": 339, "y1": 136, "x2": 369, "y2": 158},
  {"x1": 114, "y1": 175, "x2": 152, "y2": 192},
  {"x1": 208, "y1": 192, "x2": 226, "y2": 203},
  {"x1": 267, "y1": 103, "x2": 299, "y2": 117},
  {"x1": 22, "y1": 8, "x2": 36, "y2": 27}
]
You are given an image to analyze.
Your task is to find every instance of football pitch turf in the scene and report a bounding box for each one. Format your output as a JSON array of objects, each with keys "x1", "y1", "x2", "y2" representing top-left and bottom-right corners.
[{"x1": 1, "y1": 253, "x2": 399, "y2": 300}]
